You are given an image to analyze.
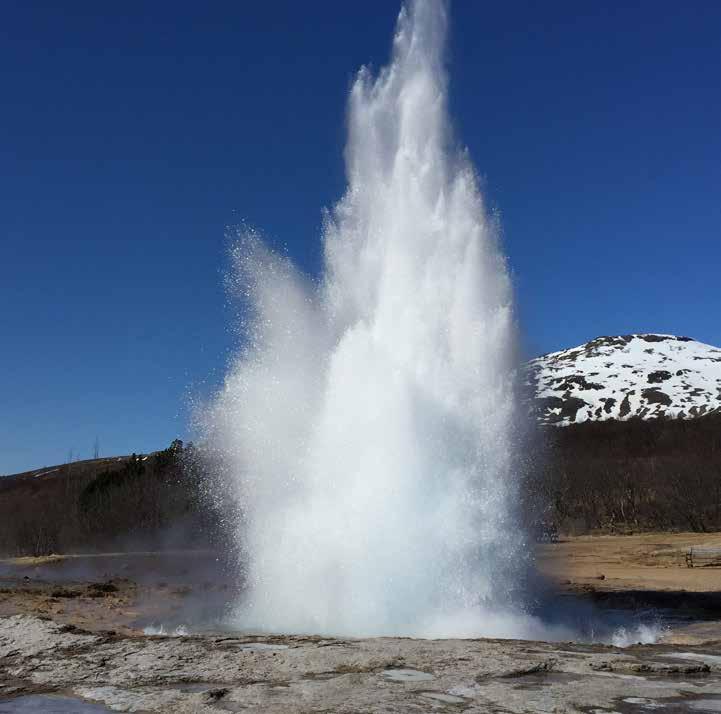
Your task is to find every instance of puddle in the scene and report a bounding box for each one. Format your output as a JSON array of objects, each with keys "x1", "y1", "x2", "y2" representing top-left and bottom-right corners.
[
  {"x1": 662, "y1": 654, "x2": 721, "y2": 667},
  {"x1": 0, "y1": 695, "x2": 113, "y2": 712},
  {"x1": 689, "y1": 701, "x2": 721, "y2": 713},
  {"x1": 622, "y1": 698, "x2": 665, "y2": 709},
  {"x1": 236, "y1": 642, "x2": 289, "y2": 651},
  {"x1": 383, "y1": 668, "x2": 434, "y2": 682},
  {"x1": 420, "y1": 691, "x2": 466, "y2": 704},
  {"x1": 168, "y1": 683, "x2": 223, "y2": 693},
  {"x1": 510, "y1": 672, "x2": 587, "y2": 691},
  {"x1": 615, "y1": 693, "x2": 721, "y2": 713},
  {"x1": 303, "y1": 672, "x2": 340, "y2": 681}
]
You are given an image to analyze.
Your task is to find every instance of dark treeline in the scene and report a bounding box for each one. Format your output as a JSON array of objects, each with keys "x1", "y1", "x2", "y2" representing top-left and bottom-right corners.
[
  {"x1": 0, "y1": 441, "x2": 223, "y2": 557},
  {"x1": 1, "y1": 415, "x2": 720, "y2": 557},
  {"x1": 530, "y1": 413, "x2": 721, "y2": 534}
]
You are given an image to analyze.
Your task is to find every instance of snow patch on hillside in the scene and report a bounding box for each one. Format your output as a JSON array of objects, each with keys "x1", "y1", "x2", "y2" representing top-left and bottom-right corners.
[{"x1": 528, "y1": 334, "x2": 721, "y2": 426}]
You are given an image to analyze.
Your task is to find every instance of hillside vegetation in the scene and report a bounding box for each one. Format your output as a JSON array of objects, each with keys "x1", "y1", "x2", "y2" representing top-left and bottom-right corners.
[
  {"x1": 532, "y1": 413, "x2": 721, "y2": 534},
  {"x1": 0, "y1": 441, "x2": 220, "y2": 557}
]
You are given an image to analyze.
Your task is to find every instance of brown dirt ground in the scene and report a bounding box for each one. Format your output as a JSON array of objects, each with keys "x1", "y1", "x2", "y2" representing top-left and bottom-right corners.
[
  {"x1": 0, "y1": 577, "x2": 143, "y2": 635},
  {"x1": 536, "y1": 531, "x2": 721, "y2": 593}
]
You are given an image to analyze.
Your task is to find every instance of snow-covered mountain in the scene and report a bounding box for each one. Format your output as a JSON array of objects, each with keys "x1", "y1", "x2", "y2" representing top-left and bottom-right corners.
[{"x1": 528, "y1": 334, "x2": 721, "y2": 426}]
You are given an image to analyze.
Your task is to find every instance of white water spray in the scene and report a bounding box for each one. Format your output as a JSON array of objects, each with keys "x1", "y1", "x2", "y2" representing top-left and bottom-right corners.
[{"x1": 203, "y1": 0, "x2": 535, "y2": 637}]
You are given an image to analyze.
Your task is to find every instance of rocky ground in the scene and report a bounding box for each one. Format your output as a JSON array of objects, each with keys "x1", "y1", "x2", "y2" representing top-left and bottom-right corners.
[
  {"x1": 1, "y1": 536, "x2": 720, "y2": 712},
  {"x1": 3, "y1": 614, "x2": 721, "y2": 712}
]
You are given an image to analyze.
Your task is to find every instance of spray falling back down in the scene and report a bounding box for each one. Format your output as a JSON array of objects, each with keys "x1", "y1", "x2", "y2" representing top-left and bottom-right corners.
[{"x1": 203, "y1": 0, "x2": 531, "y2": 637}]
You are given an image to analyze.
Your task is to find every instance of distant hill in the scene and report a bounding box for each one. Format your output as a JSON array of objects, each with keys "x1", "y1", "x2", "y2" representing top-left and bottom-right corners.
[
  {"x1": 0, "y1": 443, "x2": 219, "y2": 558},
  {"x1": 528, "y1": 334, "x2": 721, "y2": 426},
  {"x1": 0, "y1": 456, "x2": 133, "y2": 485}
]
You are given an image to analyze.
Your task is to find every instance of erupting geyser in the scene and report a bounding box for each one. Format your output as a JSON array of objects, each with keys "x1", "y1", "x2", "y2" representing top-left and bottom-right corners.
[{"x1": 203, "y1": 0, "x2": 535, "y2": 637}]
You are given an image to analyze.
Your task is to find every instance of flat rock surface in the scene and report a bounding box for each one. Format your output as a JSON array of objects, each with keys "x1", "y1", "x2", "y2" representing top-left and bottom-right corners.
[{"x1": 3, "y1": 614, "x2": 721, "y2": 712}]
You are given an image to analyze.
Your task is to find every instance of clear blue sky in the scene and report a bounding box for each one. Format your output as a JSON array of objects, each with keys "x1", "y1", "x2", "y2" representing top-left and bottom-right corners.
[{"x1": 2, "y1": 1, "x2": 719, "y2": 473}]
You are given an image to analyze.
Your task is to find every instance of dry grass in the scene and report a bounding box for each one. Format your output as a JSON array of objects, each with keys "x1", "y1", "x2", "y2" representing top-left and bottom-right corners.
[{"x1": 537, "y1": 531, "x2": 721, "y2": 593}]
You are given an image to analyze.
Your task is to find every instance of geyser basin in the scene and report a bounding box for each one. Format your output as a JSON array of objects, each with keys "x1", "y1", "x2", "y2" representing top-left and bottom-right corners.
[{"x1": 201, "y1": 0, "x2": 530, "y2": 638}]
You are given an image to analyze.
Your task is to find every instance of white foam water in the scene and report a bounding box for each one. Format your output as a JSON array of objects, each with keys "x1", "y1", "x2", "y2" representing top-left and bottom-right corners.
[
  {"x1": 610, "y1": 622, "x2": 666, "y2": 648},
  {"x1": 143, "y1": 624, "x2": 190, "y2": 637},
  {"x1": 201, "y1": 0, "x2": 533, "y2": 638}
]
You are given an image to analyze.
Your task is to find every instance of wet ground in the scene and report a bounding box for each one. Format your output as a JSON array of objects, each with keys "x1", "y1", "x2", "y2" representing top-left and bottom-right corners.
[
  {"x1": 2, "y1": 613, "x2": 721, "y2": 712},
  {"x1": 1, "y1": 548, "x2": 719, "y2": 644},
  {"x1": 0, "y1": 694, "x2": 115, "y2": 712},
  {"x1": 0, "y1": 551, "x2": 237, "y2": 636},
  {"x1": 0, "y1": 543, "x2": 720, "y2": 712}
]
